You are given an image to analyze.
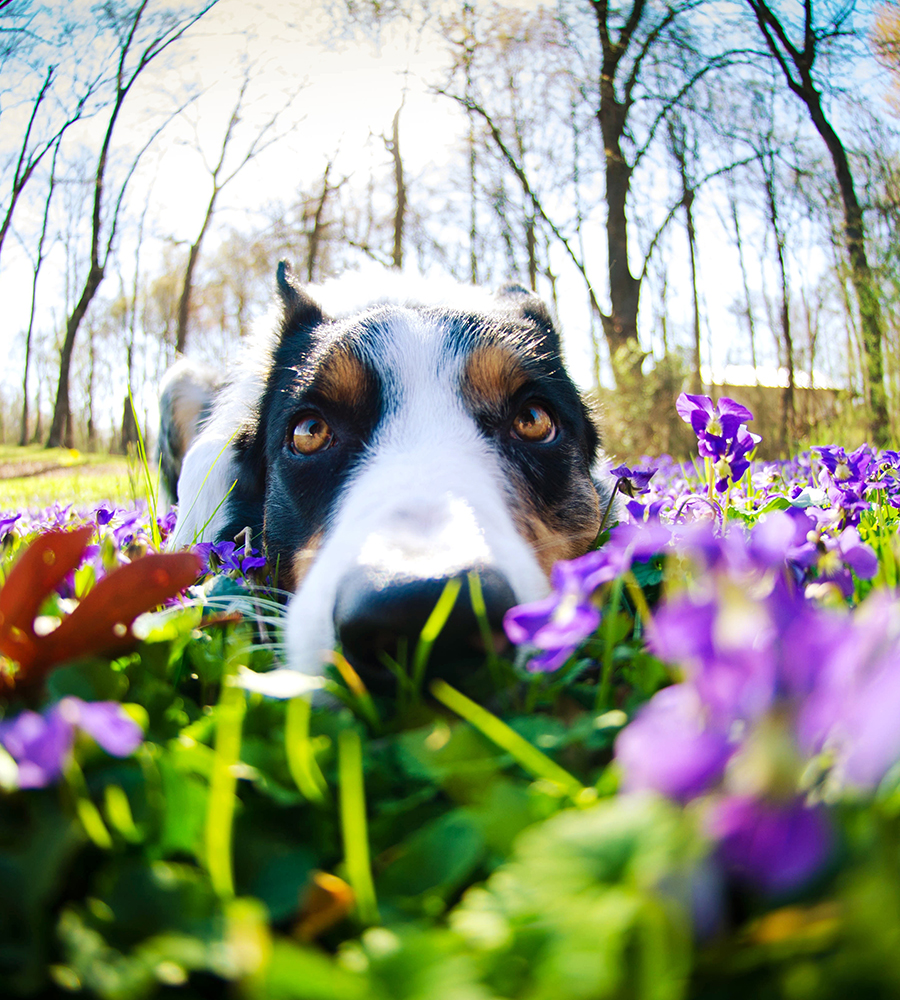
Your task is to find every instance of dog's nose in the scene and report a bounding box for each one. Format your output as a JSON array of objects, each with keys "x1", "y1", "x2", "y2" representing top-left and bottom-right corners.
[{"x1": 333, "y1": 566, "x2": 515, "y2": 687}]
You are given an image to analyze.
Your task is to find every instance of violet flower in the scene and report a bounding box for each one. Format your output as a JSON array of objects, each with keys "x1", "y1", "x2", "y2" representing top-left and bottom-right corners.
[
  {"x1": 609, "y1": 463, "x2": 658, "y2": 497},
  {"x1": 503, "y1": 545, "x2": 632, "y2": 672},
  {"x1": 616, "y1": 684, "x2": 733, "y2": 802},
  {"x1": 0, "y1": 697, "x2": 143, "y2": 789},
  {"x1": 195, "y1": 540, "x2": 267, "y2": 577},
  {"x1": 0, "y1": 514, "x2": 21, "y2": 540},
  {"x1": 676, "y1": 392, "x2": 760, "y2": 494},
  {"x1": 612, "y1": 522, "x2": 883, "y2": 896},
  {"x1": 707, "y1": 795, "x2": 833, "y2": 895},
  {"x1": 675, "y1": 393, "x2": 754, "y2": 446}
]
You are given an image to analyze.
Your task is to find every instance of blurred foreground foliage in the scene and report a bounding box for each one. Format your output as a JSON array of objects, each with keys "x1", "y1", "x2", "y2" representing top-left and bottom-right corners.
[{"x1": 3, "y1": 467, "x2": 900, "y2": 999}]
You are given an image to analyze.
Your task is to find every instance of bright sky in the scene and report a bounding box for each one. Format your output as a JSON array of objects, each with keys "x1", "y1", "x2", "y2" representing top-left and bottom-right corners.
[{"x1": 0, "y1": 0, "x2": 891, "y2": 434}]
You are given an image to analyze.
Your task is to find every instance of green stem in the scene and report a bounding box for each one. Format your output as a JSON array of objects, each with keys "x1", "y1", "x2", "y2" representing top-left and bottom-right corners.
[
  {"x1": 285, "y1": 695, "x2": 329, "y2": 805},
  {"x1": 338, "y1": 729, "x2": 379, "y2": 925},
  {"x1": 206, "y1": 645, "x2": 247, "y2": 899},
  {"x1": 595, "y1": 576, "x2": 624, "y2": 712}
]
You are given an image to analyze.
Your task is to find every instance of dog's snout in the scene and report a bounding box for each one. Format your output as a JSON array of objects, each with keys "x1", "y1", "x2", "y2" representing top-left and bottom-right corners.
[{"x1": 334, "y1": 566, "x2": 515, "y2": 687}]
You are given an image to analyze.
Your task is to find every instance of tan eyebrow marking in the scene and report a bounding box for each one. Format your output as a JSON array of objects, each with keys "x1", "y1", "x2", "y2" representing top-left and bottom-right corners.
[
  {"x1": 314, "y1": 347, "x2": 370, "y2": 407},
  {"x1": 461, "y1": 345, "x2": 530, "y2": 415}
]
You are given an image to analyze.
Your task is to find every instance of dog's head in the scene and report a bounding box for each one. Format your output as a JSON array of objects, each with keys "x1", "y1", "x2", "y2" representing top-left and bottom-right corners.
[{"x1": 173, "y1": 264, "x2": 608, "y2": 685}]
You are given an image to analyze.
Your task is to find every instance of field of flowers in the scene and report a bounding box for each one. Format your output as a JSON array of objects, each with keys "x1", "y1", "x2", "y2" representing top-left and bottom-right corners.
[{"x1": 2, "y1": 394, "x2": 900, "y2": 999}]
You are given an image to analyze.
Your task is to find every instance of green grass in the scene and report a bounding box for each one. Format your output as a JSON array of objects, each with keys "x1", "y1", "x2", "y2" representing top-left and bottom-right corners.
[{"x1": 0, "y1": 444, "x2": 138, "y2": 509}]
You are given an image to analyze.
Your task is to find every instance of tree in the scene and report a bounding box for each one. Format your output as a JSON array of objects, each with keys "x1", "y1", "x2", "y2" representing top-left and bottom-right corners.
[
  {"x1": 873, "y1": 0, "x2": 900, "y2": 113},
  {"x1": 46, "y1": 0, "x2": 218, "y2": 448},
  {"x1": 666, "y1": 116, "x2": 702, "y2": 392},
  {"x1": 18, "y1": 137, "x2": 59, "y2": 445},
  {"x1": 174, "y1": 62, "x2": 305, "y2": 354},
  {"x1": 439, "y1": 1, "x2": 737, "y2": 390},
  {"x1": 383, "y1": 103, "x2": 407, "y2": 269},
  {"x1": 0, "y1": 5, "x2": 99, "y2": 269},
  {"x1": 746, "y1": 0, "x2": 891, "y2": 444},
  {"x1": 759, "y1": 146, "x2": 796, "y2": 444}
]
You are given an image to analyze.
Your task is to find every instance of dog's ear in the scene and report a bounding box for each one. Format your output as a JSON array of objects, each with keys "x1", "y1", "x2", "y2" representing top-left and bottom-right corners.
[
  {"x1": 496, "y1": 284, "x2": 561, "y2": 354},
  {"x1": 277, "y1": 261, "x2": 326, "y2": 331}
]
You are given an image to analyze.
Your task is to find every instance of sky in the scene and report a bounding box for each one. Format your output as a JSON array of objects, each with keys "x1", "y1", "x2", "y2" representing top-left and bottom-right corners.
[{"x1": 0, "y1": 0, "x2": 893, "y2": 435}]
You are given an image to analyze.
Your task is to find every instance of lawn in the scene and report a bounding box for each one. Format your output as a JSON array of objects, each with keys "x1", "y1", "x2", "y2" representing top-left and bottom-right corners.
[
  {"x1": 0, "y1": 445, "x2": 136, "y2": 510},
  {"x1": 2, "y1": 398, "x2": 900, "y2": 1000}
]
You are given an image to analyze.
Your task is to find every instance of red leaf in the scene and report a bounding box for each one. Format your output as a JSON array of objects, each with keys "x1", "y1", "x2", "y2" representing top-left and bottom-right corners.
[
  {"x1": 0, "y1": 527, "x2": 202, "y2": 696},
  {"x1": 0, "y1": 526, "x2": 93, "y2": 673},
  {"x1": 35, "y1": 552, "x2": 202, "y2": 671}
]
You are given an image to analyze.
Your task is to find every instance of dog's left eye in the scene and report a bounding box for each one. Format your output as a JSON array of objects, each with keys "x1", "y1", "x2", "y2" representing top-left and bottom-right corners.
[
  {"x1": 290, "y1": 415, "x2": 334, "y2": 455},
  {"x1": 511, "y1": 403, "x2": 557, "y2": 443}
]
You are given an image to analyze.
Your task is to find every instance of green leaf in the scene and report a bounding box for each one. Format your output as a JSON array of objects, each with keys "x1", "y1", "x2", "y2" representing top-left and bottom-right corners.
[{"x1": 376, "y1": 809, "x2": 485, "y2": 906}]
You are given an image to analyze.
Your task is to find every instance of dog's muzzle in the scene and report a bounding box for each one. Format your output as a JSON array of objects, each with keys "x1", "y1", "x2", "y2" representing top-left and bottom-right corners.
[{"x1": 333, "y1": 565, "x2": 515, "y2": 689}]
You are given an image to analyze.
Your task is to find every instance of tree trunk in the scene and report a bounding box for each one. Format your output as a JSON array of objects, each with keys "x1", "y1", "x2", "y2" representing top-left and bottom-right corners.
[
  {"x1": 762, "y1": 157, "x2": 794, "y2": 448},
  {"x1": 593, "y1": 0, "x2": 647, "y2": 385},
  {"x1": 747, "y1": 0, "x2": 889, "y2": 444},
  {"x1": 389, "y1": 106, "x2": 406, "y2": 269},
  {"x1": 47, "y1": 263, "x2": 103, "y2": 448},
  {"x1": 729, "y1": 191, "x2": 759, "y2": 378},
  {"x1": 307, "y1": 161, "x2": 333, "y2": 283}
]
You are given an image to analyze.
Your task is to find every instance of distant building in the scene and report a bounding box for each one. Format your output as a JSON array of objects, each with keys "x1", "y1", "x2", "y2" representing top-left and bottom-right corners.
[{"x1": 701, "y1": 365, "x2": 845, "y2": 453}]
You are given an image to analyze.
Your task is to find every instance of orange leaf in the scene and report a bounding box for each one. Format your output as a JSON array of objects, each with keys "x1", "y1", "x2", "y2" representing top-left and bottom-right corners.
[
  {"x1": 0, "y1": 527, "x2": 202, "y2": 696},
  {"x1": 34, "y1": 552, "x2": 202, "y2": 673},
  {"x1": 0, "y1": 526, "x2": 93, "y2": 673},
  {"x1": 295, "y1": 872, "x2": 355, "y2": 941}
]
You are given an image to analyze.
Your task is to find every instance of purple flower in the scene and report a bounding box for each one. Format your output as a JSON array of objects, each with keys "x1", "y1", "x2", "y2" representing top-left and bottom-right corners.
[
  {"x1": 195, "y1": 540, "x2": 267, "y2": 576},
  {"x1": 609, "y1": 464, "x2": 658, "y2": 497},
  {"x1": 796, "y1": 596, "x2": 900, "y2": 789},
  {"x1": 712, "y1": 425, "x2": 761, "y2": 492},
  {"x1": 625, "y1": 498, "x2": 666, "y2": 522},
  {"x1": 0, "y1": 698, "x2": 143, "y2": 790},
  {"x1": 616, "y1": 685, "x2": 733, "y2": 801},
  {"x1": 815, "y1": 444, "x2": 873, "y2": 488},
  {"x1": 94, "y1": 505, "x2": 115, "y2": 526},
  {"x1": 676, "y1": 393, "x2": 760, "y2": 493},
  {"x1": 0, "y1": 709, "x2": 73, "y2": 788},
  {"x1": 707, "y1": 795, "x2": 832, "y2": 895},
  {"x1": 0, "y1": 514, "x2": 21, "y2": 540},
  {"x1": 675, "y1": 394, "x2": 754, "y2": 446},
  {"x1": 504, "y1": 546, "x2": 632, "y2": 672}
]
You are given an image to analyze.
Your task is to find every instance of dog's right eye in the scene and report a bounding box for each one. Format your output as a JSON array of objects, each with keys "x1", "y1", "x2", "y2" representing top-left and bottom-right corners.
[{"x1": 290, "y1": 415, "x2": 334, "y2": 455}]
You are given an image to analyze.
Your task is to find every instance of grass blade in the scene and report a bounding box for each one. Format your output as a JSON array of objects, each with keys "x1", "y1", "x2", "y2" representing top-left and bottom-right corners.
[
  {"x1": 411, "y1": 576, "x2": 462, "y2": 696},
  {"x1": 338, "y1": 728, "x2": 379, "y2": 926},
  {"x1": 430, "y1": 678, "x2": 591, "y2": 803},
  {"x1": 206, "y1": 657, "x2": 247, "y2": 899},
  {"x1": 285, "y1": 695, "x2": 329, "y2": 805}
]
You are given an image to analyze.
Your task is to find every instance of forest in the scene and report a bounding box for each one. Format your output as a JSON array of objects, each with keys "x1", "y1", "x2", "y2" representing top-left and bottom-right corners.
[{"x1": 0, "y1": 0, "x2": 898, "y2": 458}]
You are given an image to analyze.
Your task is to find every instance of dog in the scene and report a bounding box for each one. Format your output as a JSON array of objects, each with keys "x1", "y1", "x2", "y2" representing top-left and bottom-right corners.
[{"x1": 161, "y1": 263, "x2": 610, "y2": 686}]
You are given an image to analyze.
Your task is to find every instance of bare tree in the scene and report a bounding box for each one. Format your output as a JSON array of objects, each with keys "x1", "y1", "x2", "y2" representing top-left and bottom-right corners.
[
  {"x1": 759, "y1": 147, "x2": 795, "y2": 443},
  {"x1": 18, "y1": 136, "x2": 59, "y2": 445},
  {"x1": 726, "y1": 177, "x2": 760, "y2": 378},
  {"x1": 383, "y1": 103, "x2": 407, "y2": 270},
  {"x1": 746, "y1": 0, "x2": 890, "y2": 443},
  {"x1": 46, "y1": 0, "x2": 217, "y2": 448},
  {"x1": 0, "y1": 9, "x2": 100, "y2": 268},
  {"x1": 667, "y1": 116, "x2": 702, "y2": 392},
  {"x1": 440, "y1": 0, "x2": 739, "y2": 390},
  {"x1": 174, "y1": 63, "x2": 304, "y2": 354}
]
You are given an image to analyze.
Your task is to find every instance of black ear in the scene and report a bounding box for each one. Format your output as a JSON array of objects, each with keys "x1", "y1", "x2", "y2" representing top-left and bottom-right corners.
[
  {"x1": 276, "y1": 261, "x2": 326, "y2": 331},
  {"x1": 496, "y1": 284, "x2": 561, "y2": 354}
]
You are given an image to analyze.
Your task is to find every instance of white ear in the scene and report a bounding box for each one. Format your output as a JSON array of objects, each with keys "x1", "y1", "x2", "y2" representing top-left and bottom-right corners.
[{"x1": 168, "y1": 433, "x2": 238, "y2": 548}]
